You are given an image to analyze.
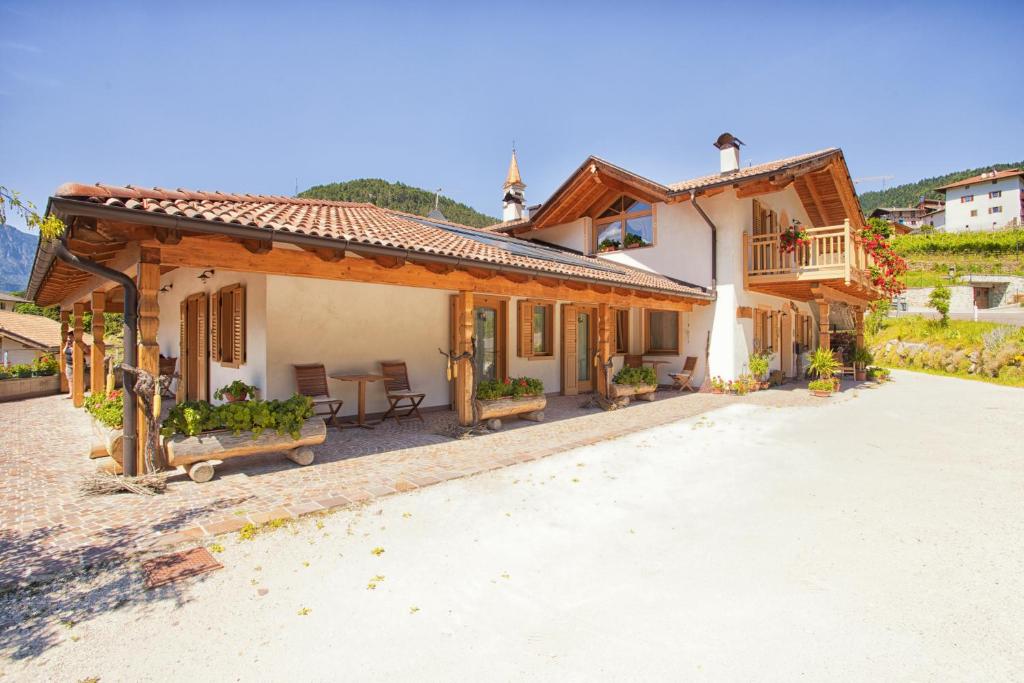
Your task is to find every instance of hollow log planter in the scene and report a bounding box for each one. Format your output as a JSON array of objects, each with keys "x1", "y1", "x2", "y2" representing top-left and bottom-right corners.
[
  {"x1": 88, "y1": 418, "x2": 124, "y2": 471},
  {"x1": 475, "y1": 395, "x2": 546, "y2": 431},
  {"x1": 608, "y1": 382, "x2": 657, "y2": 404},
  {"x1": 163, "y1": 416, "x2": 326, "y2": 483}
]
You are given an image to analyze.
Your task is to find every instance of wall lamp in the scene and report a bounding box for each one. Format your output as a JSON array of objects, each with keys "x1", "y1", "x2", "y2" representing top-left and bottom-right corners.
[{"x1": 198, "y1": 269, "x2": 215, "y2": 282}]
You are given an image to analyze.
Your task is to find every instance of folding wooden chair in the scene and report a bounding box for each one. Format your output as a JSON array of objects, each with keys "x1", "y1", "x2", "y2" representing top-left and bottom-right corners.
[
  {"x1": 832, "y1": 351, "x2": 855, "y2": 379},
  {"x1": 669, "y1": 356, "x2": 699, "y2": 392},
  {"x1": 293, "y1": 363, "x2": 344, "y2": 427},
  {"x1": 379, "y1": 361, "x2": 426, "y2": 424}
]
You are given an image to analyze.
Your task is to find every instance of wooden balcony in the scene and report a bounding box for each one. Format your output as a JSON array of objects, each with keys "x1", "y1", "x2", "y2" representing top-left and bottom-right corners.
[{"x1": 743, "y1": 220, "x2": 882, "y2": 303}]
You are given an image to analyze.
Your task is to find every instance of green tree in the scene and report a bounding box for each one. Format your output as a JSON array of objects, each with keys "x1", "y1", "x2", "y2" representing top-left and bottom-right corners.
[{"x1": 929, "y1": 281, "x2": 952, "y2": 327}]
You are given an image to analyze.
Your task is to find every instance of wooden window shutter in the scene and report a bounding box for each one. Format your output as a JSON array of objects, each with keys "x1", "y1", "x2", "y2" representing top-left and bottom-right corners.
[
  {"x1": 232, "y1": 285, "x2": 246, "y2": 366},
  {"x1": 518, "y1": 300, "x2": 533, "y2": 357},
  {"x1": 177, "y1": 300, "x2": 187, "y2": 402},
  {"x1": 196, "y1": 294, "x2": 209, "y2": 400},
  {"x1": 210, "y1": 289, "x2": 221, "y2": 362},
  {"x1": 770, "y1": 210, "x2": 778, "y2": 232},
  {"x1": 771, "y1": 311, "x2": 780, "y2": 353},
  {"x1": 752, "y1": 199, "x2": 762, "y2": 234}
]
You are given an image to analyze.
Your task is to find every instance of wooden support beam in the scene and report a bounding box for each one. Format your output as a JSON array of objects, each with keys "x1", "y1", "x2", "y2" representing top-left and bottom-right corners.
[
  {"x1": 423, "y1": 262, "x2": 453, "y2": 275},
  {"x1": 72, "y1": 302, "x2": 86, "y2": 407},
  {"x1": 155, "y1": 237, "x2": 700, "y2": 311},
  {"x1": 59, "y1": 310, "x2": 70, "y2": 394},
  {"x1": 463, "y1": 266, "x2": 495, "y2": 280},
  {"x1": 734, "y1": 177, "x2": 793, "y2": 199},
  {"x1": 810, "y1": 283, "x2": 871, "y2": 308},
  {"x1": 154, "y1": 227, "x2": 183, "y2": 245},
  {"x1": 595, "y1": 302, "x2": 613, "y2": 398},
  {"x1": 137, "y1": 246, "x2": 161, "y2": 474},
  {"x1": 455, "y1": 290, "x2": 474, "y2": 426},
  {"x1": 803, "y1": 174, "x2": 829, "y2": 226},
  {"x1": 241, "y1": 238, "x2": 272, "y2": 255},
  {"x1": 829, "y1": 162, "x2": 864, "y2": 228},
  {"x1": 300, "y1": 245, "x2": 344, "y2": 262},
  {"x1": 816, "y1": 300, "x2": 831, "y2": 350},
  {"x1": 90, "y1": 291, "x2": 106, "y2": 396},
  {"x1": 373, "y1": 255, "x2": 405, "y2": 269}
]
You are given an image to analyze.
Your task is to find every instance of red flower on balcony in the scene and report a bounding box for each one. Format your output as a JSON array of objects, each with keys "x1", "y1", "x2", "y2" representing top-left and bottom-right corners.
[{"x1": 779, "y1": 221, "x2": 809, "y2": 254}]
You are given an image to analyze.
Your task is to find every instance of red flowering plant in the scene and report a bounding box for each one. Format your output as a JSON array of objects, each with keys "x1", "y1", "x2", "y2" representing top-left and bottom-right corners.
[
  {"x1": 476, "y1": 376, "x2": 544, "y2": 400},
  {"x1": 858, "y1": 218, "x2": 907, "y2": 298},
  {"x1": 779, "y1": 220, "x2": 810, "y2": 253}
]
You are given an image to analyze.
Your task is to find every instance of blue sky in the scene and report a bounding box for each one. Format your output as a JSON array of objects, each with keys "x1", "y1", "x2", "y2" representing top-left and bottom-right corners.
[{"x1": 2, "y1": 0, "x2": 1022, "y2": 231}]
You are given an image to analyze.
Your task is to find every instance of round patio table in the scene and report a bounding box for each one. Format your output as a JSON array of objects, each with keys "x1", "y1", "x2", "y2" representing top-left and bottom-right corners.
[{"x1": 330, "y1": 373, "x2": 392, "y2": 429}]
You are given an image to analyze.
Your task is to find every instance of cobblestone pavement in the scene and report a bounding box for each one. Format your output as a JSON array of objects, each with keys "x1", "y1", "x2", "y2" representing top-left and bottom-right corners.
[{"x1": 0, "y1": 384, "x2": 846, "y2": 587}]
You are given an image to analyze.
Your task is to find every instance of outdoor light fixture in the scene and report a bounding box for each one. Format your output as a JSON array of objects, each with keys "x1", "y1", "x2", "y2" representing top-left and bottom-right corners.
[
  {"x1": 159, "y1": 283, "x2": 173, "y2": 293},
  {"x1": 198, "y1": 269, "x2": 215, "y2": 282}
]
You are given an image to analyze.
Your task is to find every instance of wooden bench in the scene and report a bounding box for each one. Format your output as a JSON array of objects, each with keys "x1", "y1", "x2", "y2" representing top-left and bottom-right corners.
[{"x1": 163, "y1": 416, "x2": 327, "y2": 482}]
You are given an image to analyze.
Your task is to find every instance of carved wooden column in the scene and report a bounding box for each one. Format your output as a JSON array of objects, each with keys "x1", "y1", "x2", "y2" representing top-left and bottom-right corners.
[
  {"x1": 854, "y1": 306, "x2": 865, "y2": 350},
  {"x1": 595, "y1": 302, "x2": 613, "y2": 397},
  {"x1": 817, "y1": 300, "x2": 831, "y2": 350},
  {"x1": 72, "y1": 302, "x2": 86, "y2": 407},
  {"x1": 90, "y1": 291, "x2": 106, "y2": 395},
  {"x1": 455, "y1": 290, "x2": 474, "y2": 426},
  {"x1": 59, "y1": 309, "x2": 70, "y2": 394},
  {"x1": 137, "y1": 247, "x2": 161, "y2": 473}
]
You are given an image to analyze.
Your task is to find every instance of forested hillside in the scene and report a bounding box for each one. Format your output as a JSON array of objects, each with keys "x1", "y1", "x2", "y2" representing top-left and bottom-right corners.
[
  {"x1": 298, "y1": 179, "x2": 498, "y2": 229},
  {"x1": 859, "y1": 161, "x2": 1024, "y2": 212},
  {"x1": 0, "y1": 223, "x2": 36, "y2": 292}
]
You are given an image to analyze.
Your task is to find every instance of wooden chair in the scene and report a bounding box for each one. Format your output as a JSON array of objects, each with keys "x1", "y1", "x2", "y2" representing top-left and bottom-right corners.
[
  {"x1": 293, "y1": 364, "x2": 344, "y2": 426},
  {"x1": 832, "y1": 351, "x2": 855, "y2": 379},
  {"x1": 379, "y1": 361, "x2": 426, "y2": 424},
  {"x1": 669, "y1": 356, "x2": 699, "y2": 392},
  {"x1": 159, "y1": 355, "x2": 178, "y2": 398}
]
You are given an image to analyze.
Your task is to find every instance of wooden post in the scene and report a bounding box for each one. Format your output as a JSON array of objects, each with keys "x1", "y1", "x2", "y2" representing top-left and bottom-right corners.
[
  {"x1": 137, "y1": 247, "x2": 161, "y2": 473},
  {"x1": 59, "y1": 309, "x2": 70, "y2": 394},
  {"x1": 72, "y1": 302, "x2": 86, "y2": 407},
  {"x1": 90, "y1": 291, "x2": 106, "y2": 395},
  {"x1": 817, "y1": 300, "x2": 831, "y2": 350},
  {"x1": 455, "y1": 290, "x2": 474, "y2": 426},
  {"x1": 595, "y1": 302, "x2": 612, "y2": 397},
  {"x1": 854, "y1": 305, "x2": 865, "y2": 351}
]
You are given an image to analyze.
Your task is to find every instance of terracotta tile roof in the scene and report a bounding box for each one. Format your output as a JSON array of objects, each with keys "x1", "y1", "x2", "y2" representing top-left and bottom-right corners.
[
  {"x1": 0, "y1": 310, "x2": 62, "y2": 349},
  {"x1": 52, "y1": 183, "x2": 710, "y2": 300},
  {"x1": 933, "y1": 168, "x2": 1023, "y2": 191},
  {"x1": 668, "y1": 148, "x2": 839, "y2": 192}
]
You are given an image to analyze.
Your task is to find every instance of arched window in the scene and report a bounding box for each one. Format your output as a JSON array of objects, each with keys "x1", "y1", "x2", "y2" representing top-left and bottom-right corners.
[{"x1": 594, "y1": 196, "x2": 654, "y2": 253}]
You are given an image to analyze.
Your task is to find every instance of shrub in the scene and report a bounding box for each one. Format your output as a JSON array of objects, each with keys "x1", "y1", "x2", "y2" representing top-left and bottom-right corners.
[
  {"x1": 808, "y1": 379, "x2": 835, "y2": 392},
  {"x1": 160, "y1": 393, "x2": 314, "y2": 439},
  {"x1": 808, "y1": 347, "x2": 840, "y2": 380},
  {"x1": 612, "y1": 366, "x2": 657, "y2": 387},
  {"x1": 476, "y1": 377, "x2": 544, "y2": 400},
  {"x1": 84, "y1": 390, "x2": 124, "y2": 429},
  {"x1": 32, "y1": 354, "x2": 58, "y2": 376},
  {"x1": 747, "y1": 352, "x2": 772, "y2": 381},
  {"x1": 928, "y1": 281, "x2": 951, "y2": 326}
]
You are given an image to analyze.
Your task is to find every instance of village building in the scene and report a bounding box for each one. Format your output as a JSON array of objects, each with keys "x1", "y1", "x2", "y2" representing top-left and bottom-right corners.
[
  {"x1": 0, "y1": 309, "x2": 62, "y2": 366},
  {"x1": 936, "y1": 168, "x2": 1024, "y2": 232},
  {"x1": 25, "y1": 134, "x2": 884, "y2": 474}
]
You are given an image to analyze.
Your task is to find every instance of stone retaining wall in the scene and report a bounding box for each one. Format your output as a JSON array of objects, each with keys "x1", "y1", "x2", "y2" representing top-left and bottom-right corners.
[
  {"x1": 871, "y1": 337, "x2": 1024, "y2": 383},
  {"x1": 0, "y1": 375, "x2": 60, "y2": 402}
]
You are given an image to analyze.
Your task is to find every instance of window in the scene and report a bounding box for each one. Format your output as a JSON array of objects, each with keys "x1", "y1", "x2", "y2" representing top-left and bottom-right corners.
[
  {"x1": 212, "y1": 283, "x2": 246, "y2": 368},
  {"x1": 517, "y1": 300, "x2": 553, "y2": 357},
  {"x1": 595, "y1": 195, "x2": 654, "y2": 252},
  {"x1": 614, "y1": 309, "x2": 630, "y2": 354},
  {"x1": 970, "y1": 209, "x2": 978, "y2": 217},
  {"x1": 751, "y1": 199, "x2": 779, "y2": 236},
  {"x1": 989, "y1": 206, "x2": 1003, "y2": 214},
  {"x1": 990, "y1": 190, "x2": 1002, "y2": 198},
  {"x1": 644, "y1": 310, "x2": 679, "y2": 354},
  {"x1": 753, "y1": 308, "x2": 779, "y2": 354},
  {"x1": 961, "y1": 195, "x2": 974, "y2": 203}
]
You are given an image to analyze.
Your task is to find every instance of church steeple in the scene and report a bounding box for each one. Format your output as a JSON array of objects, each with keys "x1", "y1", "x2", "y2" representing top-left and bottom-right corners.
[{"x1": 502, "y1": 148, "x2": 527, "y2": 222}]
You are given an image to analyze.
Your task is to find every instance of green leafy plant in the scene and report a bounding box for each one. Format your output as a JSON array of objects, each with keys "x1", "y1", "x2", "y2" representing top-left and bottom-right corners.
[
  {"x1": 623, "y1": 233, "x2": 646, "y2": 248},
  {"x1": 747, "y1": 352, "x2": 772, "y2": 381},
  {"x1": 928, "y1": 281, "x2": 952, "y2": 327},
  {"x1": 612, "y1": 366, "x2": 657, "y2": 386},
  {"x1": 0, "y1": 186, "x2": 66, "y2": 240},
  {"x1": 597, "y1": 238, "x2": 621, "y2": 252},
  {"x1": 866, "y1": 366, "x2": 890, "y2": 382},
  {"x1": 476, "y1": 377, "x2": 544, "y2": 400},
  {"x1": 808, "y1": 347, "x2": 840, "y2": 380},
  {"x1": 32, "y1": 354, "x2": 58, "y2": 376},
  {"x1": 710, "y1": 376, "x2": 726, "y2": 392},
  {"x1": 160, "y1": 393, "x2": 314, "y2": 439},
  {"x1": 852, "y1": 347, "x2": 874, "y2": 367},
  {"x1": 808, "y1": 378, "x2": 835, "y2": 393},
  {"x1": 84, "y1": 390, "x2": 124, "y2": 429},
  {"x1": 214, "y1": 380, "x2": 258, "y2": 402}
]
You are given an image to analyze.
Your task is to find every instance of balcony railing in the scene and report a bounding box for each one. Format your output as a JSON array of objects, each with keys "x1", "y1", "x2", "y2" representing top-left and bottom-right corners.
[{"x1": 744, "y1": 220, "x2": 872, "y2": 284}]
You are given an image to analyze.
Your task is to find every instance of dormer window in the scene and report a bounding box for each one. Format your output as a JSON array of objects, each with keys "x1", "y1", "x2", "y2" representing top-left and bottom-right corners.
[{"x1": 595, "y1": 196, "x2": 654, "y2": 253}]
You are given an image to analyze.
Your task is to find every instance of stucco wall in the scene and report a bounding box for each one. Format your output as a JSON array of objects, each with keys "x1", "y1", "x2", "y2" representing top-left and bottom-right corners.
[
  {"x1": 157, "y1": 267, "x2": 268, "y2": 402},
  {"x1": 943, "y1": 176, "x2": 1024, "y2": 232},
  {"x1": 1, "y1": 337, "x2": 47, "y2": 366}
]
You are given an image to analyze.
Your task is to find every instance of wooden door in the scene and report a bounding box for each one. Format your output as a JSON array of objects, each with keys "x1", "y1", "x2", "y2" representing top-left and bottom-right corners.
[
  {"x1": 973, "y1": 287, "x2": 988, "y2": 309},
  {"x1": 449, "y1": 295, "x2": 507, "y2": 407},
  {"x1": 562, "y1": 304, "x2": 597, "y2": 394},
  {"x1": 178, "y1": 293, "x2": 209, "y2": 402},
  {"x1": 780, "y1": 311, "x2": 793, "y2": 377}
]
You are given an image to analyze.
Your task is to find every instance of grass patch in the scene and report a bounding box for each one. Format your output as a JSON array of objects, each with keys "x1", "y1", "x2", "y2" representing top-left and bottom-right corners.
[
  {"x1": 892, "y1": 228, "x2": 1024, "y2": 256},
  {"x1": 868, "y1": 315, "x2": 1022, "y2": 349}
]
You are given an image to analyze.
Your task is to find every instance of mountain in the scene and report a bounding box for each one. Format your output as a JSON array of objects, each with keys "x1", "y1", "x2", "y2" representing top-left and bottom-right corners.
[
  {"x1": 859, "y1": 162, "x2": 1024, "y2": 213},
  {"x1": 298, "y1": 179, "x2": 499, "y2": 229},
  {"x1": 0, "y1": 224, "x2": 37, "y2": 293}
]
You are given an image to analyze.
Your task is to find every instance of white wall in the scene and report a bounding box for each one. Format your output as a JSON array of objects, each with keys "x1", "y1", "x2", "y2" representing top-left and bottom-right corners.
[
  {"x1": 0, "y1": 337, "x2": 46, "y2": 366},
  {"x1": 943, "y1": 176, "x2": 1023, "y2": 232},
  {"x1": 157, "y1": 267, "x2": 268, "y2": 402}
]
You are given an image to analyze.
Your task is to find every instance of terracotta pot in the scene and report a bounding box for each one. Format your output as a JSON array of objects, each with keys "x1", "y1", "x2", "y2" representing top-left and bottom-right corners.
[
  {"x1": 224, "y1": 391, "x2": 247, "y2": 403},
  {"x1": 712, "y1": 388, "x2": 724, "y2": 395},
  {"x1": 625, "y1": 242, "x2": 642, "y2": 249},
  {"x1": 811, "y1": 389, "x2": 832, "y2": 398}
]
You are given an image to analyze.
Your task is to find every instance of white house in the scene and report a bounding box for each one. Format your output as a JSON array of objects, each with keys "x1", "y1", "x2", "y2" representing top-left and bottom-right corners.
[
  {"x1": 936, "y1": 168, "x2": 1024, "y2": 232},
  {"x1": 26, "y1": 134, "x2": 883, "y2": 435}
]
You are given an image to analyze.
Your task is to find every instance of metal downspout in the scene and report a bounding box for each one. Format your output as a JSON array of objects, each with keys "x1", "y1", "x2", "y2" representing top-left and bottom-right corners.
[
  {"x1": 690, "y1": 192, "x2": 718, "y2": 294},
  {"x1": 53, "y1": 240, "x2": 140, "y2": 477}
]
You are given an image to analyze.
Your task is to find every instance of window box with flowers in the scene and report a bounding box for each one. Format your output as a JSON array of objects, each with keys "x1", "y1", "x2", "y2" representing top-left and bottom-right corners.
[
  {"x1": 779, "y1": 220, "x2": 809, "y2": 253},
  {"x1": 475, "y1": 377, "x2": 546, "y2": 429}
]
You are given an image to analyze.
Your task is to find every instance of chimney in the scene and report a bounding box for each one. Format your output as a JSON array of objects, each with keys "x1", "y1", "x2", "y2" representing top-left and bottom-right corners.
[{"x1": 713, "y1": 132, "x2": 744, "y2": 174}]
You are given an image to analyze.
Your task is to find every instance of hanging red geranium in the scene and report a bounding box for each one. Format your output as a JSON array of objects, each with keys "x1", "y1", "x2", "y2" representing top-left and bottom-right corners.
[
  {"x1": 779, "y1": 220, "x2": 810, "y2": 253},
  {"x1": 858, "y1": 221, "x2": 906, "y2": 298}
]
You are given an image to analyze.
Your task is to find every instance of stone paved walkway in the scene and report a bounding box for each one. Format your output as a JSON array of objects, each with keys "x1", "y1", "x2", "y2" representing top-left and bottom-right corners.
[{"x1": 0, "y1": 385, "x2": 845, "y2": 587}]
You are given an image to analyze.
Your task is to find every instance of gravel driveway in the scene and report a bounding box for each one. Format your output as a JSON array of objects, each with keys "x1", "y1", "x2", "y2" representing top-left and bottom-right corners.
[{"x1": 2, "y1": 371, "x2": 1022, "y2": 681}]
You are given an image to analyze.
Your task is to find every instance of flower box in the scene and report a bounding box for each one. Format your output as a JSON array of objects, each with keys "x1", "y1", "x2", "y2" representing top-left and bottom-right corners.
[
  {"x1": 163, "y1": 416, "x2": 327, "y2": 482},
  {"x1": 0, "y1": 374, "x2": 60, "y2": 402},
  {"x1": 609, "y1": 382, "x2": 657, "y2": 402},
  {"x1": 475, "y1": 394, "x2": 546, "y2": 430}
]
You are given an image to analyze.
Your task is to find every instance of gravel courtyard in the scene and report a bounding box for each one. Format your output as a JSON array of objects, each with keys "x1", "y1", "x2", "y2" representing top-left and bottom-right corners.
[{"x1": 3, "y1": 371, "x2": 1022, "y2": 681}]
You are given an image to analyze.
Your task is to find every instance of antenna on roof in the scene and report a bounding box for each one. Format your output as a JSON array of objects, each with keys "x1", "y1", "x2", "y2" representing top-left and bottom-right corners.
[{"x1": 434, "y1": 188, "x2": 442, "y2": 211}]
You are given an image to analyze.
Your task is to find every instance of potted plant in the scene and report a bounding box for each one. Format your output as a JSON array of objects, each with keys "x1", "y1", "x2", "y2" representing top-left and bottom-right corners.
[
  {"x1": 710, "y1": 376, "x2": 726, "y2": 394},
  {"x1": 598, "y1": 238, "x2": 621, "y2": 253},
  {"x1": 748, "y1": 352, "x2": 772, "y2": 390},
  {"x1": 779, "y1": 220, "x2": 810, "y2": 253},
  {"x1": 808, "y1": 379, "x2": 835, "y2": 397},
  {"x1": 866, "y1": 366, "x2": 890, "y2": 382},
  {"x1": 214, "y1": 380, "x2": 258, "y2": 403},
  {"x1": 807, "y1": 347, "x2": 841, "y2": 397},
  {"x1": 623, "y1": 233, "x2": 646, "y2": 250},
  {"x1": 852, "y1": 347, "x2": 873, "y2": 381},
  {"x1": 610, "y1": 366, "x2": 657, "y2": 401},
  {"x1": 475, "y1": 376, "x2": 546, "y2": 427}
]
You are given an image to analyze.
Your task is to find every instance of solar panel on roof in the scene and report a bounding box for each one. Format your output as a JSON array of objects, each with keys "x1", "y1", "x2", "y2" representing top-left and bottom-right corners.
[{"x1": 402, "y1": 216, "x2": 623, "y2": 275}]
